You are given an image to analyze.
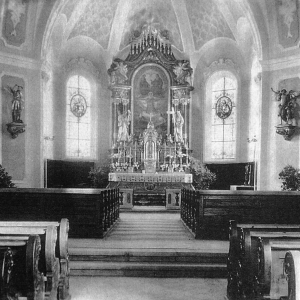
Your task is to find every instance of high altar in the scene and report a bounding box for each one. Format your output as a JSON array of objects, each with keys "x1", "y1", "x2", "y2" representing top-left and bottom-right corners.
[{"x1": 107, "y1": 26, "x2": 194, "y2": 208}]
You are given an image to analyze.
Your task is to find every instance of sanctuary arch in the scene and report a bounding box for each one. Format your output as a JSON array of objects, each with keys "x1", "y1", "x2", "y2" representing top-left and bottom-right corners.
[{"x1": 107, "y1": 27, "x2": 194, "y2": 207}]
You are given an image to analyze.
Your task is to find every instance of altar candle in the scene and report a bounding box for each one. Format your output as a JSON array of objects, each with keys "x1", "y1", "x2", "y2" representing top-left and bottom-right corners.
[{"x1": 186, "y1": 145, "x2": 189, "y2": 164}]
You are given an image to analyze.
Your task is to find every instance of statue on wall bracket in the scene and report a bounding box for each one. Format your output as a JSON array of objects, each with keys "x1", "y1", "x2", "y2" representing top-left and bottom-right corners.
[
  {"x1": 3, "y1": 84, "x2": 26, "y2": 138},
  {"x1": 271, "y1": 87, "x2": 300, "y2": 140}
]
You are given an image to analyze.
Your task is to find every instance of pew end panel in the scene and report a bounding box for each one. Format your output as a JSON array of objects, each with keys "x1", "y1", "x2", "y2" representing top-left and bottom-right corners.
[
  {"x1": 227, "y1": 223, "x2": 300, "y2": 300},
  {"x1": 284, "y1": 250, "x2": 300, "y2": 300},
  {"x1": 0, "y1": 219, "x2": 70, "y2": 300},
  {"x1": 0, "y1": 235, "x2": 45, "y2": 300}
]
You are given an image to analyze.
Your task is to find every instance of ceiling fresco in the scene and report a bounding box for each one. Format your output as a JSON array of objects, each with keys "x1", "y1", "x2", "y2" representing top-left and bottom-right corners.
[
  {"x1": 185, "y1": 0, "x2": 235, "y2": 50},
  {"x1": 68, "y1": 0, "x2": 120, "y2": 49},
  {"x1": 119, "y1": 0, "x2": 183, "y2": 51}
]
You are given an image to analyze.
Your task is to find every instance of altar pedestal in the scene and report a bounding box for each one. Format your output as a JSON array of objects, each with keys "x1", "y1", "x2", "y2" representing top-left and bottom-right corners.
[
  {"x1": 108, "y1": 172, "x2": 193, "y2": 208},
  {"x1": 166, "y1": 189, "x2": 181, "y2": 210},
  {"x1": 119, "y1": 189, "x2": 134, "y2": 209}
]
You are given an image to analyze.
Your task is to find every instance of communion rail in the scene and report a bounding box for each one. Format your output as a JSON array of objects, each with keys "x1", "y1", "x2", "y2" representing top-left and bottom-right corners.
[
  {"x1": 181, "y1": 189, "x2": 300, "y2": 240},
  {"x1": 0, "y1": 188, "x2": 119, "y2": 238}
]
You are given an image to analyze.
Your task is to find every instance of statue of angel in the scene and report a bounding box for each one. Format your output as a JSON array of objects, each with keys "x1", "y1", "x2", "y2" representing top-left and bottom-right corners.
[{"x1": 173, "y1": 60, "x2": 192, "y2": 85}]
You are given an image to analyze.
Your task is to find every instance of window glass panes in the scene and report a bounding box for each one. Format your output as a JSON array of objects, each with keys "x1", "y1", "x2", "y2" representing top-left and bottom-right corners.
[
  {"x1": 66, "y1": 75, "x2": 94, "y2": 159},
  {"x1": 210, "y1": 73, "x2": 237, "y2": 160}
]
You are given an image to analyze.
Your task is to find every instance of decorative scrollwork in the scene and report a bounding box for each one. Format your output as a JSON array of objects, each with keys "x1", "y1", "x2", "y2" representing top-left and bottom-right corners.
[
  {"x1": 26, "y1": 235, "x2": 45, "y2": 300},
  {"x1": 285, "y1": 251, "x2": 296, "y2": 300},
  {"x1": 70, "y1": 94, "x2": 87, "y2": 117},
  {"x1": 2, "y1": 248, "x2": 14, "y2": 286},
  {"x1": 216, "y1": 96, "x2": 232, "y2": 119},
  {"x1": 59, "y1": 219, "x2": 70, "y2": 300}
]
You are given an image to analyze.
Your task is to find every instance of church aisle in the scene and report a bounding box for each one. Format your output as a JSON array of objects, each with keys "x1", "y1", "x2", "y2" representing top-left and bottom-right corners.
[
  {"x1": 69, "y1": 212, "x2": 228, "y2": 278},
  {"x1": 69, "y1": 212, "x2": 229, "y2": 252}
]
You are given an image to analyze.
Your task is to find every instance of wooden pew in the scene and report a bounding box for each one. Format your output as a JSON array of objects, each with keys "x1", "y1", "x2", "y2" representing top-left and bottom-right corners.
[
  {"x1": 227, "y1": 222, "x2": 300, "y2": 300},
  {"x1": 0, "y1": 188, "x2": 119, "y2": 238},
  {"x1": 0, "y1": 235, "x2": 45, "y2": 300},
  {"x1": 284, "y1": 250, "x2": 300, "y2": 300},
  {"x1": 181, "y1": 189, "x2": 300, "y2": 240},
  {"x1": 0, "y1": 219, "x2": 70, "y2": 300}
]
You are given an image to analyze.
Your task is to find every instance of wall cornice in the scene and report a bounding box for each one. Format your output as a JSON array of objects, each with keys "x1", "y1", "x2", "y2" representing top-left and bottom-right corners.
[
  {"x1": 261, "y1": 54, "x2": 300, "y2": 72},
  {"x1": 0, "y1": 51, "x2": 41, "y2": 70}
]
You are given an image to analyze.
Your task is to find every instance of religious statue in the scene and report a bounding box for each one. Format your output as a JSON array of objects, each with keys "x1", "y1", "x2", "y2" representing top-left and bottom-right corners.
[
  {"x1": 4, "y1": 84, "x2": 24, "y2": 123},
  {"x1": 173, "y1": 110, "x2": 184, "y2": 143},
  {"x1": 108, "y1": 59, "x2": 128, "y2": 85},
  {"x1": 117, "y1": 109, "x2": 131, "y2": 142},
  {"x1": 173, "y1": 60, "x2": 193, "y2": 85},
  {"x1": 271, "y1": 88, "x2": 299, "y2": 125}
]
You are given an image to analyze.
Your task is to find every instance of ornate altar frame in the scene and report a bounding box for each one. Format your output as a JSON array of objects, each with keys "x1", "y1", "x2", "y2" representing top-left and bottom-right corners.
[
  {"x1": 108, "y1": 26, "x2": 193, "y2": 174},
  {"x1": 107, "y1": 26, "x2": 194, "y2": 207}
]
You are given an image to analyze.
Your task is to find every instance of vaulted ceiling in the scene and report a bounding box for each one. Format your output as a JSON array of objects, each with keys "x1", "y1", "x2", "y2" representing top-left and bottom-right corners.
[{"x1": 39, "y1": 0, "x2": 268, "y2": 66}]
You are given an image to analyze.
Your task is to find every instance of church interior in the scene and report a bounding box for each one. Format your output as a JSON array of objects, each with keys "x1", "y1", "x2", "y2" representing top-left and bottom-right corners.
[{"x1": 2, "y1": 0, "x2": 300, "y2": 299}]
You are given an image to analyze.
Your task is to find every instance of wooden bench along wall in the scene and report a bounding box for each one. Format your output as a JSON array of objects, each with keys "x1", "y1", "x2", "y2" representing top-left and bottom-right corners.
[
  {"x1": 0, "y1": 235, "x2": 45, "y2": 300},
  {"x1": 227, "y1": 222, "x2": 300, "y2": 300},
  {"x1": 181, "y1": 189, "x2": 300, "y2": 240},
  {"x1": 0, "y1": 219, "x2": 70, "y2": 300},
  {"x1": 284, "y1": 250, "x2": 300, "y2": 300},
  {"x1": 0, "y1": 188, "x2": 119, "y2": 238}
]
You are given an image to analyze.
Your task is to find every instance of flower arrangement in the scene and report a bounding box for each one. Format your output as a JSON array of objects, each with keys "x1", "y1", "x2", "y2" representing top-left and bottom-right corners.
[
  {"x1": 278, "y1": 164, "x2": 300, "y2": 191},
  {"x1": 188, "y1": 157, "x2": 216, "y2": 190},
  {"x1": 0, "y1": 164, "x2": 15, "y2": 188},
  {"x1": 88, "y1": 165, "x2": 110, "y2": 188}
]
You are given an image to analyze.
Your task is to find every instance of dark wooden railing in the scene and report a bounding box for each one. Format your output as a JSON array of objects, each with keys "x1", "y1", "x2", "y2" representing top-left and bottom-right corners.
[
  {"x1": 0, "y1": 188, "x2": 119, "y2": 238},
  {"x1": 181, "y1": 189, "x2": 300, "y2": 240}
]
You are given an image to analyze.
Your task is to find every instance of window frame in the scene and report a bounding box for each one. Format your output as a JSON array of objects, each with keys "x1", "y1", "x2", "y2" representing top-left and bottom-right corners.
[
  {"x1": 65, "y1": 73, "x2": 97, "y2": 160},
  {"x1": 204, "y1": 70, "x2": 240, "y2": 163}
]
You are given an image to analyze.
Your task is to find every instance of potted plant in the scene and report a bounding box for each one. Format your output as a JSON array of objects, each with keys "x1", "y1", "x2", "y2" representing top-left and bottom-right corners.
[
  {"x1": 278, "y1": 164, "x2": 300, "y2": 191},
  {"x1": 188, "y1": 157, "x2": 217, "y2": 189},
  {"x1": 88, "y1": 165, "x2": 110, "y2": 188},
  {"x1": 0, "y1": 164, "x2": 15, "y2": 188}
]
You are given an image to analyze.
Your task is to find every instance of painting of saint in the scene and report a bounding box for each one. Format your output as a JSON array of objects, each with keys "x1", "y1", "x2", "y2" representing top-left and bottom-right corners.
[{"x1": 133, "y1": 66, "x2": 169, "y2": 137}]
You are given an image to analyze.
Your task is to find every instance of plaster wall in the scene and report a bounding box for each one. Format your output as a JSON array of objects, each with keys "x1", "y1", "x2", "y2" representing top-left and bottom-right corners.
[
  {"x1": 259, "y1": 67, "x2": 300, "y2": 191},
  {"x1": 0, "y1": 63, "x2": 42, "y2": 187}
]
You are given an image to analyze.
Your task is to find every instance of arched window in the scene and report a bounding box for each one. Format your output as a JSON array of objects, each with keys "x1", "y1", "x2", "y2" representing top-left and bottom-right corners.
[
  {"x1": 66, "y1": 75, "x2": 95, "y2": 158},
  {"x1": 205, "y1": 71, "x2": 237, "y2": 161}
]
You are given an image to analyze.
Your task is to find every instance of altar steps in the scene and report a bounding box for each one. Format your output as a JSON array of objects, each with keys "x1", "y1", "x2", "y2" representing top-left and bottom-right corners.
[
  {"x1": 69, "y1": 249, "x2": 227, "y2": 278},
  {"x1": 69, "y1": 212, "x2": 228, "y2": 278}
]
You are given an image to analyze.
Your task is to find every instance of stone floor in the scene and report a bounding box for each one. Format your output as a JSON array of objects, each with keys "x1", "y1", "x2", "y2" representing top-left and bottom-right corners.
[{"x1": 69, "y1": 277, "x2": 228, "y2": 300}]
